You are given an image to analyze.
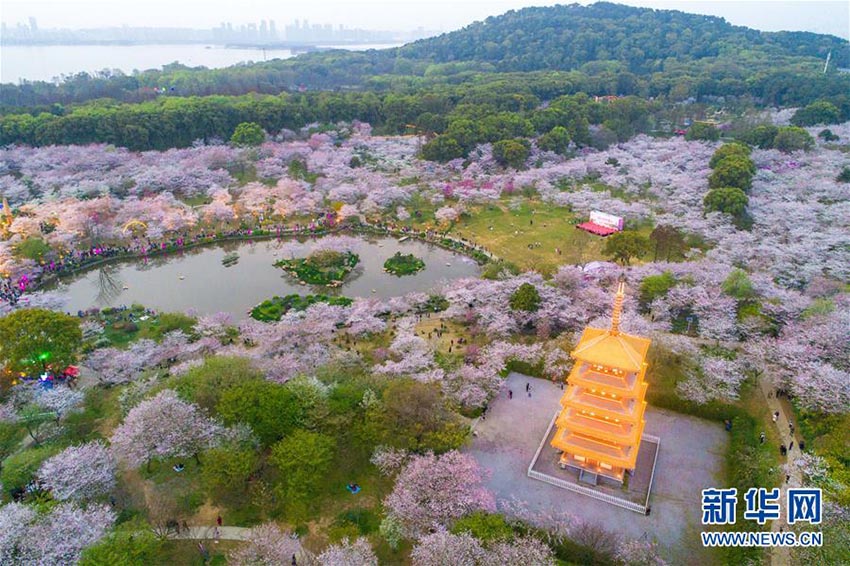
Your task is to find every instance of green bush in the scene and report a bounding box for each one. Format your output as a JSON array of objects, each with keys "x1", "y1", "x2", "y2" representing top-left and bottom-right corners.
[
  {"x1": 686, "y1": 122, "x2": 720, "y2": 141},
  {"x1": 275, "y1": 252, "x2": 359, "y2": 285},
  {"x1": 451, "y1": 512, "x2": 514, "y2": 542},
  {"x1": 1, "y1": 445, "x2": 60, "y2": 496},
  {"x1": 639, "y1": 272, "x2": 676, "y2": 310},
  {"x1": 509, "y1": 283, "x2": 541, "y2": 312},
  {"x1": 383, "y1": 252, "x2": 425, "y2": 276},
  {"x1": 251, "y1": 294, "x2": 353, "y2": 322},
  {"x1": 230, "y1": 121, "x2": 266, "y2": 146}
]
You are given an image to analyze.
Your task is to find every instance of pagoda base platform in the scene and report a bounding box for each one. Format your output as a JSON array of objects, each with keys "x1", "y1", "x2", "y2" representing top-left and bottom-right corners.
[{"x1": 528, "y1": 412, "x2": 660, "y2": 514}]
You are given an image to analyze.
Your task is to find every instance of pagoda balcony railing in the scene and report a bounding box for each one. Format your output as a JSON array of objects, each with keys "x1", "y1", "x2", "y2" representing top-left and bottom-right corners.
[
  {"x1": 556, "y1": 408, "x2": 643, "y2": 445},
  {"x1": 570, "y1": 368, "x2": 636, "y2": 396},
  {"x1": 552, "y1": 432, "x2": 633, "y2": 468},
  {"x1": 564, "y1": 386, "x2": 638, "y2": 415},
  {"x1": 572, "y1": 363, "x2": 636, "y2": 392}
]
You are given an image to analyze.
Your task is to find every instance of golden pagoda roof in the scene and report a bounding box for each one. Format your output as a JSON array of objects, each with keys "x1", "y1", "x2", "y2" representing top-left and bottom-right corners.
[{"x1": 571, "y1": 326, "x2": 650, "y2": 372}]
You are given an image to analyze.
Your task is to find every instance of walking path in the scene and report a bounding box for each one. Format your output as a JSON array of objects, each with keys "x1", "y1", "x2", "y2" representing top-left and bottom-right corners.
[
  {"x1": 170, "y1": 525, "x2": 252, "y2": 541},
  {"x1": 758, "y1": 376, "x2": 802, "y2": 566}
]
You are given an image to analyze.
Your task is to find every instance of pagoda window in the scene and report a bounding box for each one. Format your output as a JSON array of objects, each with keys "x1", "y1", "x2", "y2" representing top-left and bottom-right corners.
[
  {"x1": 599, "y1": 462, "x2": 613, "y2": 471},
  {"x1": 574, "y1": 455, "x2": 586, "y2": 462}
]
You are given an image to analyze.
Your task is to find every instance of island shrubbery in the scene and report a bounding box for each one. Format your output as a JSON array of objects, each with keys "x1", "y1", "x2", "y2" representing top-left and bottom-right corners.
[
  {"x1": 383, "y1": 252, "x2": 425, "y2": 276},
  {"x1": 251, "y1": 294, "x2": 354, "y2": 322},
  {"x1": 275, "y1": 250, "x2": 360, "y2": 286}
]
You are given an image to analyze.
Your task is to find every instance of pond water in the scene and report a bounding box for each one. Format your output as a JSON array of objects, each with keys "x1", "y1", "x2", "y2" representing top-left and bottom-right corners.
[{"x1": 47, "y1": 235, "x2": 480, "y2": 317}]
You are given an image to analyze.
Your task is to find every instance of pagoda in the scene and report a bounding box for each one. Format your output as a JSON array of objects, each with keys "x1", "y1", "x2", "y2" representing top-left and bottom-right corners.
[{"x1": 551, "y1": 282, "x2": 651, "y2": 484}]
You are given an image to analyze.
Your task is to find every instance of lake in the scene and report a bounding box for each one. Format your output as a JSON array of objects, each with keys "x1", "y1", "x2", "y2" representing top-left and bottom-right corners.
[
  {"x1": 47, "y1": 236, "x2": 480, "y2": 317},
  {"x1": 0, "y1": 43, "x2": 399, "y2": 83}
]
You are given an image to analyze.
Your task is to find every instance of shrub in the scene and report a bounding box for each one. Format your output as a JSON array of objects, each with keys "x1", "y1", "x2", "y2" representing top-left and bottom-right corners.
[{"x1": 509, "y1": 283, "x2": 541, "y2": 312}]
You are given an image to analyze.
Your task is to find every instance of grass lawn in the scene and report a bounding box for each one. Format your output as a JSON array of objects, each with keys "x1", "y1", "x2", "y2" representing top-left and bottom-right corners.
[{"x1": 448, "y1": 199, "x2": 604, "y2": 275}]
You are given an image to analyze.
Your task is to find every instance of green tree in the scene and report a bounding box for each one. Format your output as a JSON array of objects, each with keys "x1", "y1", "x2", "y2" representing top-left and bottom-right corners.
[
  {"x1": 373, "y1": 380, "x2": 465, "y2": 453},
  {"x1": 170, "y1": 356, "x2": 264, "y2": 412},
  {"x1": 773, "y1": 126, "x2": 814, "y2": 153},
  {"x1": 722, "y1": 268, "x2": 757, "y2": 301},
  {"x1": 79, "y1": 530, "x2": 161, "y2": 566},
  {"x1": 217, "y1": 381, "x2": 305, "y2": 446},
  {"x1": 704, "y1": 187, "x2": 749, "y2": 218},
  {"x1": 492, "y1": 138, "x2": 531, "y2": 169},
  {"x1": 1, "y1": 445, "x2": 59, "y2": 495},
  {"x1": 602, "y1": 231, "x2": 649, "y2": 265},
  {"x1": 201, "y1": 446, "x2": 258, "y2": 495},
  {"x1": 0, "y1": 308, "x2": 82, "y2": 375},
  {"x1": 649, "y1": 224, "x2": 686, "y2": 261},
  {"x1": 791, "y1": 100, "x2": 840, "y2": 126},
  {"x1": 270, "y1": 430, "x2": 335, "y2": 505},
  {"x1": 639, "y1": 272, "x2": 676, "y2": 310},
  {"x1": 708, "y1": 155, "x2": 755, "y2": 192},
  {"x1": 537, "y1": 126, "x2": 571, "y2": 154},
  {"x1": 13, "y1": 237, "x2": 51, "y2": 262},
  {"x1": 420, "y1": 135, "x2": 464, "y2": 162},
  {"x1": 709, "y1": 143, "x2": 751, "y2": 169},
  {"x1": 685, "y1": 122, "x2": 720, "y2": 141},
  {"x1": 230, "y1": 121, "x2": 266, "y2": 146},
  {"x1": 509, "y1": 283, "x2": 541, "y2": 312},
  {"x1": 818, "y1": 129, "x2": 839, "y2": 142},
  {"x1": 737, "y1": 124, "x2": 778, "y2": 149},
  {"x1": 837, "y1": 166, "x2": 850, "y2": 183}
]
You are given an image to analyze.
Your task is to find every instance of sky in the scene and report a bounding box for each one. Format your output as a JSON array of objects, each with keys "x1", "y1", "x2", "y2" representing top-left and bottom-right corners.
[{"x1": 2, "y1": 0, "x2": 849, "y2": 38}]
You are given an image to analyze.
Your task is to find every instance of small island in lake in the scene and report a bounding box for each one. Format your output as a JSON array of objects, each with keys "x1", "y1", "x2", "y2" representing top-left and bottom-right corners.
[
  {"x1": 275, "y1": 249, "x2": 360, "y2": 286},
  {"x1": 251, "y1": 294, "x2": 353, "y2": 322},
  {"x1": 383, "y1": 252, "x2": 425, "y2": 276}
]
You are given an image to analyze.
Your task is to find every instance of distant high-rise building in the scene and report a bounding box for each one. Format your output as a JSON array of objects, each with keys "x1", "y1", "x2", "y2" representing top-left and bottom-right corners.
[
  {"x1": 28, "y1": 17, "x2": 38, "y2": 32},
  {"x1": 269, "y1": 20, "x2": 277, "y2": 39}
]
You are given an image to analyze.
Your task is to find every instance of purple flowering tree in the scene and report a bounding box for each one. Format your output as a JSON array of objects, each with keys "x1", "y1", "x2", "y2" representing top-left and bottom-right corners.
[
  {"x1": 110, "y1": 389, "x2": 224, "y2": 470},
  {"x1": 38, "y1": 441, "x2": 116, "y2": 501},
  {"x1": 384, "y1": 451, "x2": 496, "y2": 537}
]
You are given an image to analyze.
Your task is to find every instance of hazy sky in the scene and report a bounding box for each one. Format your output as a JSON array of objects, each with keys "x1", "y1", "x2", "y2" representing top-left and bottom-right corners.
[{"x1": 3, "y1": 0, "x2": 849, "y2": 38}]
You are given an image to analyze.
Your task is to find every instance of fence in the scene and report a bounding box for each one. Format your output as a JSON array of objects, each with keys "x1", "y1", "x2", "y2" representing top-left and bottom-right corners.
[{"x1": 527, "y1": 412, "x2": 656, "y2": 515}]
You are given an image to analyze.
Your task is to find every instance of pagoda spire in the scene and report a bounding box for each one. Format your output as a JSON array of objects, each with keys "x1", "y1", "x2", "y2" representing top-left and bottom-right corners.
[{"x1": 610, "y1": 281, "x2": 626, "y2": 335}]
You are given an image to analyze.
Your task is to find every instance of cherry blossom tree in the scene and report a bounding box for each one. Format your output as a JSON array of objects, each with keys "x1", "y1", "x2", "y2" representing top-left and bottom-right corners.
[
  {"x1": 384, "y1": 451, "x2": 496, "y2": 537},
  {"x1": 410, "y1": 530, "x2": 486, "y2": 566},
  {"x1": 410, "y1": 529, "x2": 555, "y2": 566},
  {"x1": 317, "y1": 537, "x2": 378, "y2": 566},
  {"x1": 370, "y1": 446, "x2": 410, "y2": 476},
  {"x1": 38, "y1": 441, "x2": 116, "y2": 501},
  {"x1": 110, "y1": 389, "x2": 224, "y2": 470},
  {"x1": 228, "y1": 523, "x2": 301, "y2": 566},
  {"x1": 0, "y1": 502, "x2": 115, "y2": 565}
]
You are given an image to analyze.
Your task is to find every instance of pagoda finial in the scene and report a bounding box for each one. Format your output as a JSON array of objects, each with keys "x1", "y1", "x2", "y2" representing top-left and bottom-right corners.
[{"x1": 610, "y1": 281, "x2": 626, "y2": 335}]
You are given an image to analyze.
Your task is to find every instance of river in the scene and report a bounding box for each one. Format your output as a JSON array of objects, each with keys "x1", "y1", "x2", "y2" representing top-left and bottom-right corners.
[
  {"x1": 46, "y1": 236, "x2": 479, "y2": 317},
  {"x1": 0, "y1": 43, "x2": 399, "y2": 83}
]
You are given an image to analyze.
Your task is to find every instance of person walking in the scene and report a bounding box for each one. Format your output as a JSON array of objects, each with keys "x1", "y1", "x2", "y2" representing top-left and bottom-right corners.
[
  {"x1": 508, "y1": 389, "x2": 513, "y2": 399},
  {"x1": 789, "y1": 441, "x2": 794, "y2": 451},
  {"x1": 759, "y1": 431, "x2": 766, "y2": 444},
  {"x1": 526, "y1": 382, "x2": 530, "y2": 392},
  {"x1": 772, "y1": 411, "x2": 779, "y2": 422}
]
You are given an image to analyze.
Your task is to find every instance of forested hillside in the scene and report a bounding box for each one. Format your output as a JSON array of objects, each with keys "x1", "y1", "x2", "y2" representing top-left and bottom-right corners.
[
  {"x1": 1, "y1": 2, "x2": 847, "y2": 110},
  {"x1": 399, "y1": 2, "x2": 849, "y2": 71}
]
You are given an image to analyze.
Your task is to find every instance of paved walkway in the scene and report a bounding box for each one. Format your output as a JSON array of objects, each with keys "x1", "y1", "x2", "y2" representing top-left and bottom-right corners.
[
  {"x1": 170, "y1": 526, "x2": 252, "y2": 541},
  {"x1": 758, "y1": 376, "x2": 803, "y2": 566},
  {"x1": 467, "y1": 372, "x2": 727, "y2": 565}
]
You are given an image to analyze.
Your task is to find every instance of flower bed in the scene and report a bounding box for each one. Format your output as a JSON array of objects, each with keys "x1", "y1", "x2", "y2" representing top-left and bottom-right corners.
[{"x1": 383, "y1": 252, "x2": 426, "y2": 276}]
